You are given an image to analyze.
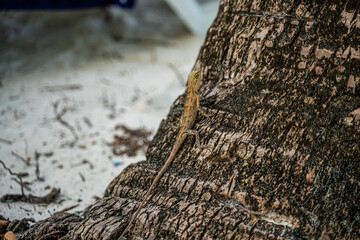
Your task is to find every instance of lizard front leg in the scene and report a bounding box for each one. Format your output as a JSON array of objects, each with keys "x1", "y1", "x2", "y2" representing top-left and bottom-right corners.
[{"x1": 196, "y1": 93, "x2": 210, "y2": 118}]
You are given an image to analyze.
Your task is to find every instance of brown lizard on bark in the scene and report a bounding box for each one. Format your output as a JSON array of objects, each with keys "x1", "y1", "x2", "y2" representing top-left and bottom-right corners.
[{"x1": 119, "y1": 70, "x2": 207, "y2": 239}]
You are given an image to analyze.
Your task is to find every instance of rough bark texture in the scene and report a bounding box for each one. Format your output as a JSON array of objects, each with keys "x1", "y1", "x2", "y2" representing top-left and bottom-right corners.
[{"x1": 22, "y1": 0, "x2": 359, "y2": 239}]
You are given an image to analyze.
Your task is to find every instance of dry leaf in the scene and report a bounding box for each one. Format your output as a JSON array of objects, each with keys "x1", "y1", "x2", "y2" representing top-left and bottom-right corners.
[
  {"x1": 4, "y1": 231, "x2": 17, "y2": 240},
  {"x1": 0, "y1": 220, "x2": 9, "y2": 228}
]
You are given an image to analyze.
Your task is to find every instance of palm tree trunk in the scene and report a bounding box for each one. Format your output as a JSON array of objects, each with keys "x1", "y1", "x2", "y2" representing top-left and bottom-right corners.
[{"x1": 22, "y1": 0, "x2": 360, "y2": 239}]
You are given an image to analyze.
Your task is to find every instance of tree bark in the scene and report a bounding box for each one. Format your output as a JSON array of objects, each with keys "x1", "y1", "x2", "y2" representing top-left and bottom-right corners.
[{"x1": 22, "y1": 0, "x2": 359, "y2": 239}]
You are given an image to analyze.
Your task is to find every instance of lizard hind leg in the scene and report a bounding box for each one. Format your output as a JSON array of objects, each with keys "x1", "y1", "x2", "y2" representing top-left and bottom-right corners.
[{"x1": 185, "y1": 130, "x2": 208, "y2": 149}]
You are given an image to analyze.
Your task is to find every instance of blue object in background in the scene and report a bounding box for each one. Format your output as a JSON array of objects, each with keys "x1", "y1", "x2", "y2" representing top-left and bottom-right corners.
[
  {"x1": 113, "y1": 161, "x2": 122, "y2": 167},
  {"x1": 0, "y1": 0, "x2": 135, "y2": 10}
]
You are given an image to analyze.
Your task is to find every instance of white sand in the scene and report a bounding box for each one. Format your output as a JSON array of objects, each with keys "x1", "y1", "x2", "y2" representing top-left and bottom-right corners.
[{"x1": 0, "y1": 2, "x2": 218, "y2": 221}]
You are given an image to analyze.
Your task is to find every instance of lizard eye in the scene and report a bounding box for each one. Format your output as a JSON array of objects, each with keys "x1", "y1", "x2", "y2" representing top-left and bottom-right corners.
[{"x1": 194, "y1": 73, "x2": 199, "y2": 78}]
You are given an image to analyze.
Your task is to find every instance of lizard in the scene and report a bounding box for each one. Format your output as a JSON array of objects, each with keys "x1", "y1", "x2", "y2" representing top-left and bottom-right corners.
[{"x1": 119, "y1": 70, "x2": 208, "y2": 239}]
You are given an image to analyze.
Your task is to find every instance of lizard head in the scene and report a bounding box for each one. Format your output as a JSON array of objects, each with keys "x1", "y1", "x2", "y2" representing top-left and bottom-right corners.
[{"x1": 188, "y1": 70, "x2": 201, "y2": 90}]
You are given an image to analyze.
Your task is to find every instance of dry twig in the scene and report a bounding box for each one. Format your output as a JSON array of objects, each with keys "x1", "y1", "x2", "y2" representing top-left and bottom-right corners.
[
  {"x1": 53, "y1": 101, "x2": 78, "y2": 147},
  {"x1": 0, "y1": 160, "x2": 60, "y2": 203},
  {"x1": 34, "y1": 151, "x2": 44, "y2": 181},
  {"x1": 53, "y1": 204, "x2": 79, "y2": 215},
  {"x1": 0, "y1": 160, "x2": 26, "y2": 196},
  {"x1": 1, "y1": 188, "x2": 60, "y2": 204},
  {"x1": 11, "y1": 151, "x2": 30, "y2": 166},
  {"x1": 42, "y1": 84, "x2": 82, "y2": 92},
  {"x1": 0, "y1": 138, "x2": 12, "y2": 145}
]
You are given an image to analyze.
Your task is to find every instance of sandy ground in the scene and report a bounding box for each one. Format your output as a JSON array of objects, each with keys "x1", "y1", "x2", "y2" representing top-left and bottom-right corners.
[{"x1": 0, "y1": 1, "x2": 218, "y2": 221}]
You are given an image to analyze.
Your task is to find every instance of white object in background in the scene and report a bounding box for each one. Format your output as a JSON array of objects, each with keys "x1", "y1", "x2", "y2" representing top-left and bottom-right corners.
[{"x1": 165, "y1": 0, "x2": 219, "y2": 36}]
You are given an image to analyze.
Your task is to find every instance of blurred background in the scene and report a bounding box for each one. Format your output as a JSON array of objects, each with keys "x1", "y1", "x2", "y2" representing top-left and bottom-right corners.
[{"x1": 0, "y1": 0, "x2": 219, "y2": 221}]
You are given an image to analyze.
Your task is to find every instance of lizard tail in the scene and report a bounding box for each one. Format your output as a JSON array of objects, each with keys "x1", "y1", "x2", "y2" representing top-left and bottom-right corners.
[{"x1": 119, "y1": 138, "x2": 183, "y2": 239}]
